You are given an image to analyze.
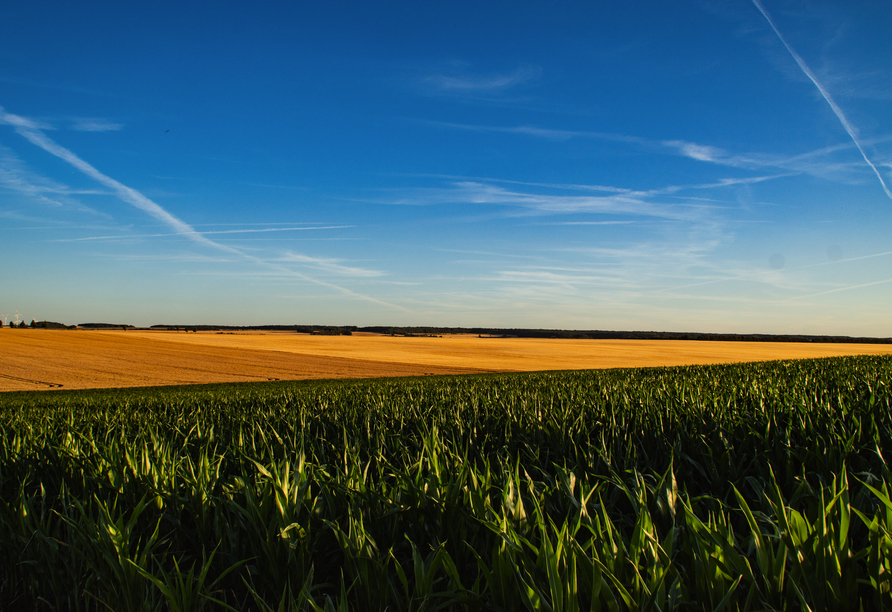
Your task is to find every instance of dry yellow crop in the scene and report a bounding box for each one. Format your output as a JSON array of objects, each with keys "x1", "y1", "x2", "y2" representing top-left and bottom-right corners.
[{"x1": 2, "y1": 328, "x2": 890, "y2": 391}]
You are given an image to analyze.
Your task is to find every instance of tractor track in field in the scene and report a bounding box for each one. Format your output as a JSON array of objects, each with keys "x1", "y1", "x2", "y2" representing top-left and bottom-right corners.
[{"x1": 0, "y1": 372, "x2": 64, "y2": 388}]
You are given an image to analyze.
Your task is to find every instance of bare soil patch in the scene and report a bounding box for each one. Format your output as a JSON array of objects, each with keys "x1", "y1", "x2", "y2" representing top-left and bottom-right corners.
[{"x1": 3, "y1": 329, "x2": 890, "y2": 392}]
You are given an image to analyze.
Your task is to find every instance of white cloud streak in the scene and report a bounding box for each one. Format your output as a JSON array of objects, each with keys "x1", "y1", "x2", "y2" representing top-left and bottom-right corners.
[
  {"x1": 546, "y1": 221, "x2": 634, "y2": 226},
  {"x1": 0, "y1": 144, "x2": 109, "y2": 215},
  {"x1": 425, "y1": 120, "x2": 887, "y2": 183},
  {"x1": 408, "y1": 172, "x2": 786, "y2": 199},
  {"x1": 782, "y1": 278, "x2": 892, "y2": 301},
  {"x1": 488, "y1": 269, "x2": 636, "y2": 289},
  {"x1": 751, "y1": 0, "x2": 892, "y2": 201},
  {"x1": 420, "y1": 119, "x2": 648, "y2": 144},
  {"x1": 0, "y1": 110, "x2": 52, "y2": 130},
  {"x1": 662, "y1": 140, "x2": 726, "y2": 163},
  {"x1": 8, "y1": 134, "x2": 224, "y2": 251},
  {"x1": 648, "y1": 248, "x2": 892, "y2": 298},
  {"x1": 388, "y1": 180, "x2": 720, "y2": 225},
  {"x1": 70, "y1": 118, "x2": 124, "y2": 132},
  {"x1": 279, "y1": 252, "x2": 385, "y2": 277},
  {"x1": 63, "y1": 225, "x2": 354, "y2": 242},
  {"x1": 1, "y1": 105, "x2": 408, "y2": 312},
  {"x1": 422, "y1": 66, "x2": 541, "y2": 94}
]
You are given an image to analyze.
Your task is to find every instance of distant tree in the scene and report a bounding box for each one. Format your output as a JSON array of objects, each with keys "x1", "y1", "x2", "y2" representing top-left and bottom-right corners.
[
  {"x1": 43, "y1": 321, "x2": 49, "y2": 329},
  {"x1": 29, "y1": 320, "x2": 36, "y2": 328}
]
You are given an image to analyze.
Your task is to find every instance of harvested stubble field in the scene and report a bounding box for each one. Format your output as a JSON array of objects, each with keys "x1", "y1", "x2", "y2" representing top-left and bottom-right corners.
[
  {"x1": 0, "y1": 330, "x2": 490, "y2": 392},
  {"x1": 2, "y1": 328, "x2": 891, "y2": 391}
]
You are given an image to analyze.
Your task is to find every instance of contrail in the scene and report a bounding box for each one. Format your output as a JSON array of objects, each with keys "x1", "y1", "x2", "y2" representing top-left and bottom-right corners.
[
  {"x1": 16, "y1": 127, "x2": 234, "y2": 252},
  {"x1": 65, "y1": 225, "x2": 354, "y2": 241},
  {"x1": 751, "y1": 0, "x2": 892, "y2": 202},
  {"x1": 1, "y1": 106, "x2": 410, "y2": 312},
  {"x1": 649, "y1": 248, "x2": 892, "y2": 295},
  {"x1": 783, "y1": 277, "x2": 892, "y2": 301}
]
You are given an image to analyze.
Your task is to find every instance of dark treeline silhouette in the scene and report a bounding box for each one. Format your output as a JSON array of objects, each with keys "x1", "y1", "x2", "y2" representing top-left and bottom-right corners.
[
  {"x1": 3, "y1": 321, "x2": 72, "y2": 329},
  {"x1": 78, "y1": 323, "x2": 136, "y2": 329},
  {"x1": 36, "y1": 321, "x2": 71, "y2": 329},
  {"x1": 142, "y1": 324, "x2": 892, "y2": 344}
]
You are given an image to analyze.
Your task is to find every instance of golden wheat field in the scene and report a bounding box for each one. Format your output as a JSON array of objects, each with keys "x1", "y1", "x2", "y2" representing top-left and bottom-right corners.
[{"x1": 2, "y1": 328, "x2": 891, "y2": 392}]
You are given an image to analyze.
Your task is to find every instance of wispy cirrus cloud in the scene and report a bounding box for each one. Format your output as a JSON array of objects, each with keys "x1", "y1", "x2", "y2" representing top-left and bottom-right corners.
[
  {"x1": 662, "y1": 140, "x2": 726, "y2": 163},
  {"x1": 425, "y1": 118, "x2": 889, "y2": 184},
  {"x1": 386, "y1": 178, "x2": 730, "y2": 287},
  {"x1": 0, "y1": 104, "x2": 408, "y2": 312},
  {"x1": 419, "y1": 65, "x2": 541, "y2": 95},
  {"x1": 751, "y1": 0, "x2": 892, "y2": 201},
  {"x1": 439, "y1": 239, "x2": 729, "y2": 311},
  {"x1": 0, "y1": 108, "x2": 124, "y2": 132},
  {"x1": 820, "y1": 65, "x2": 892, "y2": 102},
  {"x1": 70, "y1": 118, "x2": 124, "y2": 132},
  {"x1": 546, "y1": 220, "x2": 634, "y2": 226},
  {"x1": 278, "y1": 252, "x2": 385, "y2": 278},
  {"x1": 417, "y1": 119, "x2": 646, "y2": 144},
  {"x1": 386, "y1": 180, "x2": 720, "y2": 224},
  {"x1": 782, "y1": 278, "x2": 892, "y2": 301},
  {"x1": 62, "y1": 225, "x2": 353, "y2": 242},
  {"x1": 0, "y1": 144, "x2": 109, "y2": 215},
  {"x1": 8, "y1": 123, "x2": 226, "y2": 251},
  {"x1": 0, "y1": 110, "x2": 52, "y2": 130},
  {"x1": 561, "y1": 237, "x2": 723, "y2": 271},
  {"x1": 487, "y1": 268, "x2": 638, "y2": 289},
  {"x1": 406, "y1": 173, "x2": 786, "y2": 199}
]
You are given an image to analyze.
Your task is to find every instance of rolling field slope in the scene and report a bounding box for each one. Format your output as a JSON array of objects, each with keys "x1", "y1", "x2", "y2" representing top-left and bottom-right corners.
[
  {"x1": 1, "y1": 356, "x2": 891, "y2": 608},
  {"x1": 2, "y1": 328, "x2": 891, "y2": 391},
  {"x1": 0, "y1": 330, "x2": 490, "y2": 391}
]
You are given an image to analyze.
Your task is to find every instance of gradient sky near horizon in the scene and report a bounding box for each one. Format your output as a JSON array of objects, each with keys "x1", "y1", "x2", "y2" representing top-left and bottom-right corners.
[{"x1": 1, "y1": 1, "x2": 891, "y2": 335}]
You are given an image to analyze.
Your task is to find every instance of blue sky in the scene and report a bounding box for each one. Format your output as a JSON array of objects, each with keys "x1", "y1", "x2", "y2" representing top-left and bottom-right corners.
[{"x1": 1, "y1": 1, "x2": 890, "y2": 334}]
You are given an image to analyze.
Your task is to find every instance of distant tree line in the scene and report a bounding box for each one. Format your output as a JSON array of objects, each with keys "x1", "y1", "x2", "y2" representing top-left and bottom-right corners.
[
  {"x1": 78, "y1": 323, "x2": 136, "y2": 329},
  {"x1": 1, "y1": 320, "x2": 72, "y2": 329},
  {"x1": 141, "y1": 324, "x2": 892, "y2": 344},
  {"x1": 150, "y1": 324, "x2": 355, "y2": 335},
  {"x1": 9, "y1": 320, "x2": 888, "y2": 344}
]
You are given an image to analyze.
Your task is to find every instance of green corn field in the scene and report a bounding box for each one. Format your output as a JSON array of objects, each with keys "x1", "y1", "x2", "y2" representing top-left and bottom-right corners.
[{"x1": 1, "y1": 354, "x2": 891, "y2": 610}]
